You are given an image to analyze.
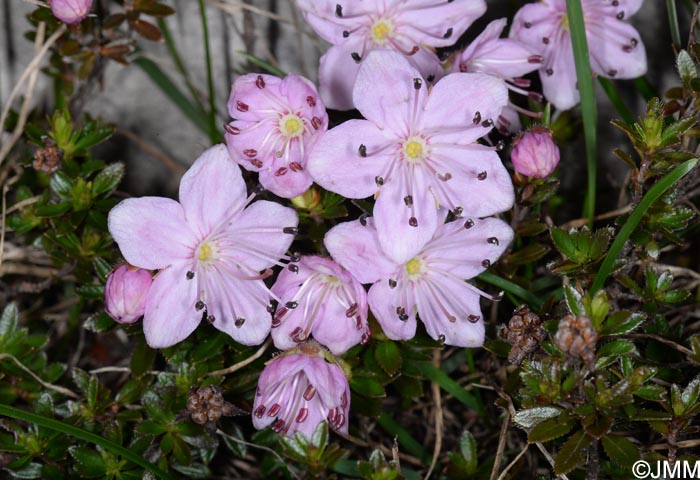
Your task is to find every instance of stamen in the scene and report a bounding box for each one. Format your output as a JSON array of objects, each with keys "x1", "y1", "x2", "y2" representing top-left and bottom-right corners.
[
  {"x1": 375, "y1": 176, "x2": 385, "y2": 186},
  {"x1": 207, "y1": 315, "x2": 216, "y2": 323},
  {"x1": 342, "y1": 30, "x2": 349, "y2": 37},
  {"x1": 186, "y1": 271, "x2": 195, "y2": 280},
  {"x1": 496, "y1": 140, "x2": 505, "y2": 151},
  {"x1": 288, "y1": 264, "x2": 299, "y2": 274},
  {"x1": 388, "y1": 279, "x2": 397, "y2": 289},
  {"x1": 296, "y1": 408, "x2": 309, "y2": 423},
  {"x1": 545, "y1": 68, "x2": 554, "y2": 76},
  {"x1": 275, "y1": 167, "x2": 288, "y2": 176},
  {"x1": 616, "y1": 11, "x2": 624, "y2": 19},
  {"x1": 359, "y1": 213, "x2": 369, "y2": 226},
  {"x1": 351, "y1": 52, "x2": 362, "y2": 63},
  {"x1": 481, "y1": 119, "x2": 493, "y2": 128},
  {"x1": 306, "y1": 96, "x2": 316, "y2": 107},
  {"x1": 303, "y1": 385, "x2": 316, "y2": 400},
  {"x1": 404, "y1": 195, "x2": 413, "y2": 206},
  {"x1": 236, "y1": 101, "x2": 249, "y2": 112},
  {"x1": 283, "y1": 227, "x2": 299, "y2": 235},
  {"x1": 453, "y1": 206, "x2": 463, "y2": 217},
  {"x1": 311, "y1": 117, "x2": 322, "y2": 129},
  {"x1": 359, "y1": 144, "x2": 367, "y2": 157},
  {"x1": 235, "y1": 317, "x2": 245, "y2": 327},
  {"x1": 438, "y1": 334, "x2": 446, "y2": 344},
  {"x1": 413, "y1": 78, "x2": 423, "y2": 90},
  {"x1": 286, "y1": 301, "x2": 299, "y2": 309},
  {"x1": 608, "y1": 69, "x2": 617, "y2": 77},
  {"x1": 468, "y1": 314, "x2": 480, "y2": 323},
  {"x1": 271, "y1": 419, "x2": 285, "y2": 432},
  {"x1": 195, "y1": 301, "x2": 205, "y2": 311},
  {"x1": 524, "y1": 21, "x2": 532, "y2": 28},
  {"x1": 396, "y1": 306, "x2": 409, "y2": 321},
  {"x1": 482, "y1": 259, "x2": 491, "y2": 268},
  {"x1": 254, "y1": 405, "x2": 266, "y2": 417},
  {"x1": 346, "y1": 303, "x2": 358, "y2": 317},
  {"x1": 487, "y1": 237, "x2": 499, "y2": 245},
  {"x1": 477, "y1": 171, "x2": 487, "y2": 180},
  {"x1": 409, "y1": 216, "x2": 418, "y2": 227},
  {"x1": 289, "y1": 162, "x2": 304, "y2": 172},
  {"x1": 464, "y1": 219, "x2": 474, "y2": 229},
  {"x1": 224, "y1": 124, "x2": 240, "y2": 135},
  {"x1": 443, "y1": 27, "x2": 453, "y2": 39},
  {"x1": 529, "y1": 54, "x2": 544, "y2": 63},
  {"x1": 511, "y1": 78, "x2": 531, "y2": 88},
  {"x1": 256, "y1": 75, "x2": 266, "y2": 89},
  {"x1": 335, "y1": 4, "x2": 342, "y2": 16},
  {"x1": 290, "y1": 252, "x2": 301, "y2": 262},
  {"x1": 473, "y1": 111, "x2": 481, "y2": 124},
  {"x1": 243, "y1": 149, "x2": 257, "y2": 157},
  {"x1": 427, "y1": 74, "x2": 435, "y2": 82}
]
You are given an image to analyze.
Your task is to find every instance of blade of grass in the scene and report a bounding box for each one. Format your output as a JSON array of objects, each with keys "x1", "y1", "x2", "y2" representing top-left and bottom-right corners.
[
  {"x1": 598, "y1": 78, "x2": 634, "y2": 126},
  {"x1": 634, "y1": 77, "x2": 658, "y2": 102},
  {"x1": 667, "y1": 0, "x2": 682, "y2": 49},
  {"x1": 198, "y1": 0, "x2": 219, "y2": 142},
  {"x1": 237, "y1": 51, "x2": 287, "y2": 77},
  {"x1": 376, "y1": 414, "x2": 431, "y2": 464},
  {"x1": 478, "y1": 271, "x2": 544, "y2": 311},
  {"x1": 412, "y1": 362, "x2": 484, "y2": 415},
  {"x1": 590, "y1": 158, "x2": 698, "y2": 294},
  {"x1": 134, "y1": 57, "x2": 211, "y2": 138},
  {"x1": 0, "y1": 404, "x2": 176, "y2": 480},
  {"x1": 156, "y1": 18, "x2": 208, "y2": 118},
  {"x1": 566, "y1": 0, "x2": 598, "y2": 225}
]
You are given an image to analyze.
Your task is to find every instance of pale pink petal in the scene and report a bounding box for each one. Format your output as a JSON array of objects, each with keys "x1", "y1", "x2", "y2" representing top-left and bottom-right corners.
[
  {"x1": 312, "y1": 289, "x2": 367, "y2": 354},
  {"x1": 395, "y1": 0, "x2": 486, "y2": 48},
  {"x1": 227, "y1": 73, "x2": 287, "y2": 121},
  {"x1": 374, "y1": 167, "x2": 438, "y2": 264},
  {"x1": 420, "y1": 73, "x2": 508, "y2": 141},
  {"x1": 318, "y1": 41, "x2": 364, "y2": 111},
  {"x1": 307, "y1": 119, "x2": 395, "y2": 199},
  {"x1": 539, "y1": 31, "x2": 579, "y2": 111},
  {"x1": 510, "y1": 2, "x2": 562, "y2": 54},
  {"x1": 324, "y1": 218, "x2": 398, "y2": 284},
  {"x1": 258, "y1": 165, "x2": 314, "y2": 199},
  {"x1": 353, "y1": 50, "x2": 426, "y2": 134},
  {"x1": 279, "y1": 74, "x2": 329, "y2": 121},
  {"x1": 424, "y1": 217, "x2": 514, "y2": 280},
  {"x1": 179, "y1": 144, "x2": 247, "y2": 238},
  {"x1": 225, "y1": 200, "x2": 298, "y2": 271},
  {"x1": 587, "y1": 18, "x2": 646, "y2": 79},
  {"x1": 225, "y1": 118, "x2": 276, "y2": 173},
  {"x1": 368, "y1": 280, "x2": 417, "y2": 340},
  {"x1": 143, "y1": 263, "x2": 201, "y2": 348},
  {"x1": 108, "y1": 197, "x2": 196, "y2": 270},
  {"x1": 295, "y1": 0, "x2": 366, "y2": 45},
  {"x1": 429, "y1": 146, "x2": 514, "y2": 217}
]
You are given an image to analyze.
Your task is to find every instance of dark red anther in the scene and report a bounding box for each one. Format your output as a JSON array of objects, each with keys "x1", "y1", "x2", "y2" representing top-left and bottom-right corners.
[
  {"x1": 224, "y1": 124, "x2": 240, "y2": 135},
  {"x1": 468, "y1": 314, "x2": 480, "y2": 323},
  {"x1": 408, "y1": 45, "x2": 419, "y2": 55},
  {"x1": 528, "y1": 54, "x2": 544, "y2": 63},
  {"x1": 254, "y1": 405, "x2": 266, "y2": 418},
  {"x1": 303, "y1": 385, "x2": 316, "y2": 401},
  {"x1": 289, "y1": 162, "x2": 304, "y2": 172},
  {"x1": 459, "y1": 63, "x2": 468, "y2": 73},
  {"x1": 345, "y1": 303, "x2": 358, "y2": 317},
  {"x1": 275, "y1": 167, "x2": 288, "y2": 176},
  {"x1": 355, "y1": 316, "x2": 363, "y2": 330},
  {"x1": 311, "y1": 116, "x2": 322, "y2": 130},
  {"x1": 341, "y1": 391, "x2": 348, "y2": 408},
  {"x1": 236, "y1": 101, "x2": 249, "y2": 112},
  {"x1": 306, "y1": 95, "x2": 316, "y2": 107},
  {"x1": 271, "y1": 419, "x2": 285, "y2": 432},
  {"x1": 256, "y1": 75, "x2": 266, "y2": 89},
  {"x1": 243, "y1": 148, "x2": 257, "y2": 157},
  {"x1": 268, "y1": 403, "x2": 281, "y2": 416},
  {"x1": 250, "y1": 158, "x2": 263, "y2": 168},
  {"x1": 296, "y1": 408, "x2": 309, "y2": 423}
]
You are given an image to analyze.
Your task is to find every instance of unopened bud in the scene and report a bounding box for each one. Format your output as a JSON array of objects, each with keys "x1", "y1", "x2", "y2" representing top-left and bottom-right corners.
[
  {"x1": 50, "y1": 0, "x2": 93, "y2": 24},
  {"x1": 104, "y1": 264, "x2": 152, "y2": 324},
  {"x1": 290, "y1": 186, "x2": 321, "y2": 211},
  {"x1": 510, "y1": 126, "x2": 560, "y2": 179}
]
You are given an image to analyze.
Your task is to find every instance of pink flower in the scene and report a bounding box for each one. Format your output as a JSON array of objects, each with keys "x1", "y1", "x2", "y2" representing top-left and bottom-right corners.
[
  {"x1": 308, "y1": 50, "x2": 514, "y2": 264},
  {"x1": 510, "y1": 0, "x2": 647, "y2": 110},
  {"x1": 450, "y1": 18, "x2": 545, "y2": 133},
  {"x1": 225, "y1": 74, "x2": 328, "y2": 199},
  {"x1": 104, "y1": 265, "x2": 152, "y2": 324},
  {"x1": 50, "y1": 0, "x2": 92, "y2": 24},
  {"x1": 271, "y1": 256, "x2": 369, "y2": 355},
  {"x1": 325, "y1": 215, "x2": 513, "y2": 347},
  {"x1": 511, "y1": 126, "x2": 560, "y2": 178},
  {"x1": 253, "y1": 343, "x2": 350, "y2": 438},
  {"x1": 108, "y1": 145, "x2": 298, "y2": 348},
  {"x1": 295, "y1": 0, "x2": 486, "y2": 110}
]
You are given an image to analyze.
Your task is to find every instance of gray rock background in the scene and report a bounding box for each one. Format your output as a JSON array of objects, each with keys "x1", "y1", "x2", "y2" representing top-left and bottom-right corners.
[{"x1": 0, "y1": 0, "x2": 690, "y2": 208}]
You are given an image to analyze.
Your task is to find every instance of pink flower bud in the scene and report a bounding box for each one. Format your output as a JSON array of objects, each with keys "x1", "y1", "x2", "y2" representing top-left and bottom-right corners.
[
  {"x1": 50, "y1": 0, "x2": 93, "y2": 24},
  {"x1": 104, "y1": 265, "x2": 152, "y2": 324},
  {"x1": 510, "y1": 127, "x2": 560, "y2": 178}
]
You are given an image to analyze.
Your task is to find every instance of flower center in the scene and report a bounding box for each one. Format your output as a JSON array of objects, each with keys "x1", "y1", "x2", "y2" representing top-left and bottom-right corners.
[
  {"x1": 279, "y1": 113, "x2": 304, "y2": 138},
  {"x1": 402, "y1": 137, "x2": 427, "y2": 163},
  {"x1": 371, "y1": 20, "x2": 393, "y2": 44},
  {"x1": 561, "y1": 13, "x2": 569, "y2": 30},
  {"x1": 198, "y1": 242, "x2": 214, "y2": 262},
  {"x1": 322, "y1": 274, "x2": 340, "y2": 285},
  {"x1": 405, "y1": 257, "x2": 422, "y2": 276}
]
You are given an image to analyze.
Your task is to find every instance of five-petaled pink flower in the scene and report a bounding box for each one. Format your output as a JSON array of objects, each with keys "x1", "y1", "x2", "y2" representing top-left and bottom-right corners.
[
  {"x1": 510, "y1": 0, "x2": 647, "y2": 110},
  {"x1": 271, "y1": 256, "x2": 369, "y2": 355},
  {"x1": 325, "y1": 214, "x2": 513, "y2": 347},
  {"x1": 295, "y1": 0, "x2": 486, "y2": 110},
  {"x1": 108, "y1": 145, "x2": 298, "y2": 348},
  {"x1": 51, "y1": 0, "x2": 93, "y2": 24},
  {"x1": 253, "y1": 343, "x2": 350, "y2": 438},
  {"x1": 308, "y1": 50, "x2": 514, "y2": 264},
  {"x1": 225, "y1": 73, "x2": 328, "y2": 199},
  {"x1": 450, "y1": 18, "x2": 545, "y2": 133}
]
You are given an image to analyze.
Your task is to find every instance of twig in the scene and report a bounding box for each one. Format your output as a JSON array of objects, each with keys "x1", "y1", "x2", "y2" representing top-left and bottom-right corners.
[
  {"x1": 560, "y1": 205, "x2": 634, "y2": 229},
  {"x1": 0, "y1": 24, "x2": 66, "y2": 166},
  {"x1": 6, "y1": 195, "x2": 41, "y2": 215},
  {"x1": 207, "y1": 339, "x2": 271, "y2": 377},
  {"x1": 626, "y1": 333, "x2": 693, "y2": 356},
  {"x1": 116, "y1": 129, "x2": 185, "y2": 174},
  {"x1": 424, "y1": 349, "x2": 444, "y2": 480},
  {"x1": 0, "y1": 353, "x2": 79, "y2": 398},
  {"x1": 489, "y1": 411, "x2": 511, "y2": 480},
  {"x1": 496, "y1": 444, "x2": 529, "y2": 480}
]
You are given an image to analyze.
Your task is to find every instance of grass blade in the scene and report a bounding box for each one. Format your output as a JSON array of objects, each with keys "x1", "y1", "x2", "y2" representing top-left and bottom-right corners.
[
  {"x1": 0, "y1": 404, "x2": 176, "y2": 480},
  {"x1": 376, "y1": 414, "x2": 431, "y2": 464},
  {"x1": 634, "y1": 77, "x2": 658, "y2": 102},
  {"x1": 566, "y1": 0, "x2": 598, "y2": 225},
  {"x1": 134, "y1": 57, "x2": 211, "y2": 138},
  {"x1": 478, "y1": 272, "x2": 545, "y2": 311},
  {"x1": 598, "y1": 78, "x2": 634, "y2": 126},
  {"x1": 667, "y1": 0, "x2": 682, "y2": 49},
  {"x1": 237, "y1": 51, "x2": 286, "y2": 77},
  {"x1": 198, "y1": 0, "x2": 219, "y2": 142},
  {"x1": 413, "y1": 362, "x2": 484, "y2": 415},
  {"x1": 590, "y1": 158, "x2": 698, "y2": 294}
]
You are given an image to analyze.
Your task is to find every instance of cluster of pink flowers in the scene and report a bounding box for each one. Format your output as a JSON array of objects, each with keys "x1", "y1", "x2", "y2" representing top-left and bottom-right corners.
[{"x1": 104, "y1": 0, "x2": 647, "y2": 440}]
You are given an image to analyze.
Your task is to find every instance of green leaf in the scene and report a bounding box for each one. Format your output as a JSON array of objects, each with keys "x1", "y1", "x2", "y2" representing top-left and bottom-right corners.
[
  {"x1": 554, "y1": 430, "x2": 591, "y2": 475},
  {"x1": 136, "y1": 421, "x2": 167, "y2": 435},
  {"x1": 677, "y1": 50, "x2": 697, "y2": 89},
  {"x1": 513, "y1": 407, "x2": 562, "y2": 429},
  {"x1": 564, "y1": 283, "x2": 585, "y2": 316},
  {"x1": 508, "y1": 243, "x2": 551, "y2": 265},
  {"x1": 69, "y1": 446, "x2": 106, "y2": 478},
  {"x1": 131, "y1": 336, "x2": 157, "y2": 377},
  {"x1": 50, "y1": 172, "x2": 72, "y2": 199},
  {"x1": 551, "y1": 227, "x2": 577, "y2": 258},
  {"x1": 376, "y1": 414, "x2": 431, "y2": 464},
  {"x1": 0, "y1": 304, "x2": 19, "y2": 340},
  {"x1": 349, "y1": 376, "x2": 385, "y2": 398},
  {"x1": 591, "y1": 158, "x2": 698, "y2": 294},
  {"x1": 92, "y1": 163, "x2": 124, "y2": 196},
  {"x1": 528, "y1": 415, "x2": 576, "y2": 443},
  {"x1": 601, "y1": 435, "x2": 640, "y2": 467},
  {"x1": 34, "y1": 202, "x2": 71, "y2": 217},
  {"x1": 459, "y1": 431, "x2": 478, "y2": 475},
  {"x1": 600, "y1": 311, "x2": 645, "y2": 336},
  {"x1": 311, "y1": 421, "x2": 329, "y2": 449},
  {"x1": 477, "y1": 272, "x2": 544, "y2": 311},
  {"x1": 236, "y1": 51, "x2": 286, "y2": 77},
  {"x1": 76, "y1": 284, "x2": 105, "y2": 299},
  {"x1": 374, "y1": 341, "x2": 402, "y2": 376},
  {"x1": 597, "y1": 340, "x2": 636, "y2": 358},
  {"x1": 413, "y1": 362, "x2": 483, "y2": 414}
]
